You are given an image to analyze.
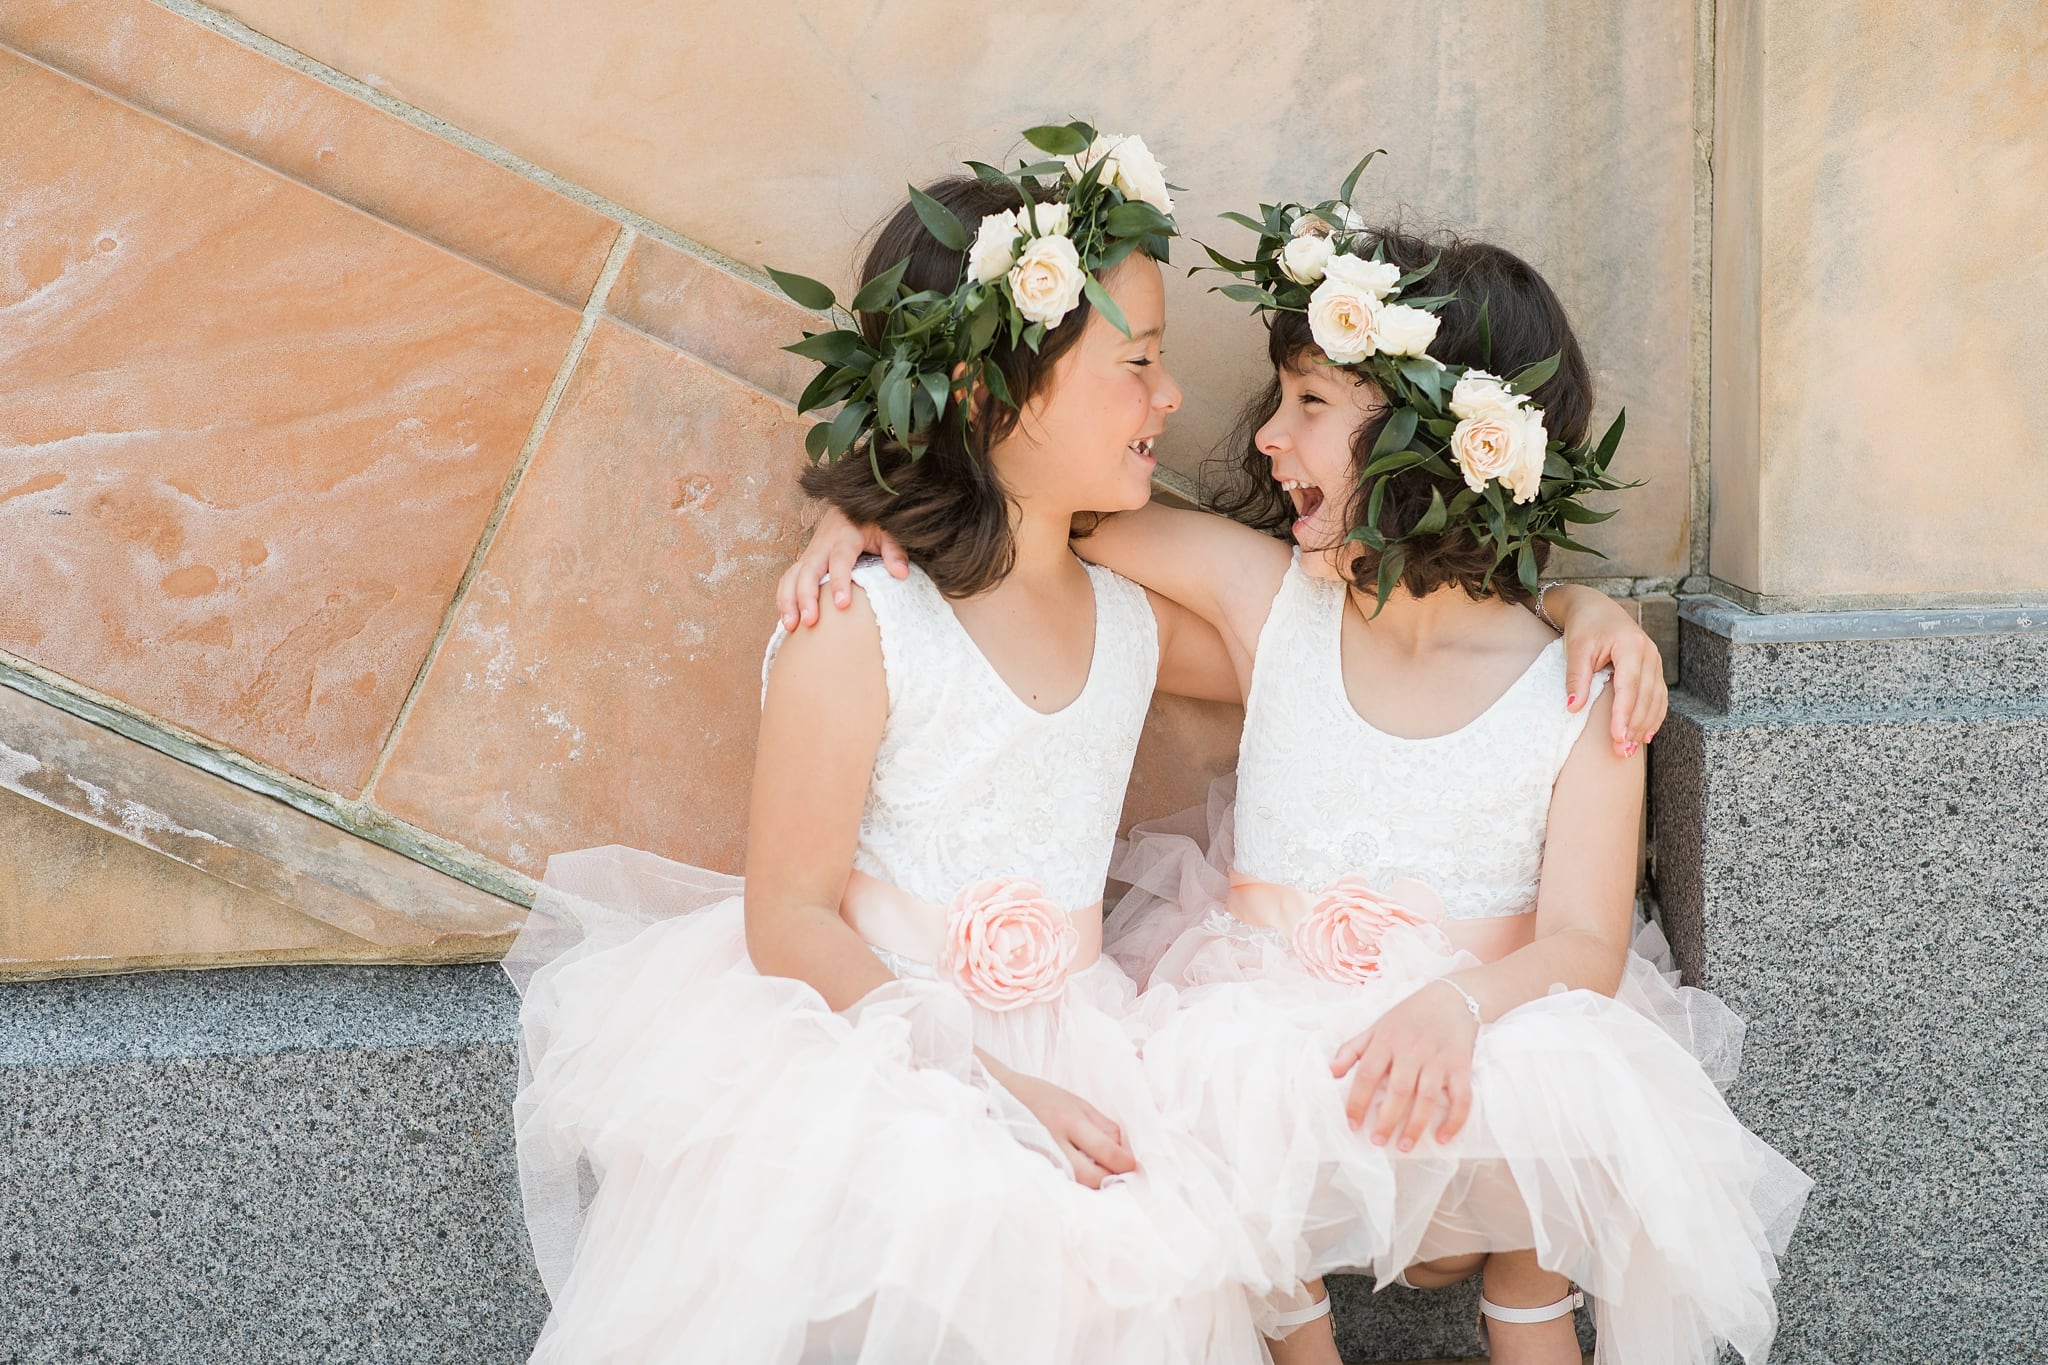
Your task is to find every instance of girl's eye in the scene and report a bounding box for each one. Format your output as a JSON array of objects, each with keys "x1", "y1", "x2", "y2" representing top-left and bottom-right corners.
[
  {"x1": 1298, "y1": 392, "x2": 1324, "y2": 406},
  {"x1": 1129, "y1": 357, "x2": 1153, "y2": 367}
]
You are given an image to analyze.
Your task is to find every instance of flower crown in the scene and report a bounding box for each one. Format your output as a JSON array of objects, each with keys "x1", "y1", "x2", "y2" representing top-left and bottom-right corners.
[
  {"x1": 765, "y1": 122, "x2": 1179, "y2": 488},
  {"x1": 1200, "y1": 152, "x2": 1634, "y2": 606}
]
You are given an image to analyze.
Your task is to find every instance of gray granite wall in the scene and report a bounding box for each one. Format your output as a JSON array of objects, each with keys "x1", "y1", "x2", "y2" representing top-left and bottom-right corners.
[
  {"x1": 0, "y1": 965, "x2": 547, "y2": 1364},
  {"x1": 1652, "y1": 598, "x2": 2048, "y2": 1364}
]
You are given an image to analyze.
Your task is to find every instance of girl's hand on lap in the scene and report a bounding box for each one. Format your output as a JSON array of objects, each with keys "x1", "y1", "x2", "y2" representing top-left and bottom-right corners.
[
  {"x1": 1332, "y1": 984, "x2": 1478, "y2": 1151},
  {"x1": 989, "y1": 1062, "x2": 1138, "y2": 1189},
  {"x1": 777, "y1": 507, "x2": 908, "y2": 629}
]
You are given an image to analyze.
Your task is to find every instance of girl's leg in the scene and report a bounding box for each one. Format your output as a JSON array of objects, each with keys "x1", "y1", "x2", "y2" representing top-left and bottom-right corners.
[
  {"x1": 1477, "y1": 1250, "x2": 1580, "y2": 1365},
  {"x1": 1264, "y1": 1277, "x2": 1341, "y2": 1365}
]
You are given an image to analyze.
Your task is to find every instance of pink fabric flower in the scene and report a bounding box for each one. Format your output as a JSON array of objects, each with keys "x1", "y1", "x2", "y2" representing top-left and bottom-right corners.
[
  {"x1": 939, "y1": 878, "x2": 1080, "y2": 1011},
  {"x1": 1291, "y1": 875, "x2": 1454, "y2": 985}
]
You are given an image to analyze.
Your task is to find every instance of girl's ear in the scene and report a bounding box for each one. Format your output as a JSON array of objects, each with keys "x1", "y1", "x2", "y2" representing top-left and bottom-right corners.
[{"x1": 949, "y1": 361, "x2": 991, "y2": 423}]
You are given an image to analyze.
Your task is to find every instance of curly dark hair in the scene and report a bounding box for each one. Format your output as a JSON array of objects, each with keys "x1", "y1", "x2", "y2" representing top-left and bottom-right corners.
[
  {"x1": 1206, "y1": 228, "x2": 1593, "y2": 605},
  {"x1": 800, "y1": 176, "x2": 1124, "y2": 598}
]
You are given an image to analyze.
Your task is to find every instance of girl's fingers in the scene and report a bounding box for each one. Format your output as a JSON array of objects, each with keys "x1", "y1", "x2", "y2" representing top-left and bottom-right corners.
[
  {"x1": 883, "y1": 539, "x2": 911, "y2": 579},
  {"x1": 1077, "y1": 1103, "x2": 1132, "y2": 1161},
  {"x1": 795, "y1": 549, "x2": 828, "y2": 627},
  {"x1": 1634, "y1": 667, "x2": 1668, "y2": 746},
  {"x1": 828, "y1": 542, "x2": 859, "y2": 610},
  {"x1": 1609, "y1": 647, "x2": 1638, "y2": 752},
  {"x1": 1369, "y1": 1061, "x2": 1421, "y2": 1146},
  {"x1": 1344, "y1": 1052, "x2": 1391, "y2": 1130},
  {"x1": 1064, "y1": 1143, "x2": 1112, "y2": 1190},
  {"x1": 1069, "y1": 1118, "x2": 1137, "y2": 1177},
  {"x1": 776, "y1": 564, "x2": 801, "y2": 630},
  {"x1": 1438, "y1": 1070, "x2": 1474, "y2": 1144},
  {"x1": 1396, "y1": 1072, "x2": 1443, "y2": 1152},
  {"x1": 1563, "y1": 641, "x2": 1594, "y2": 715},
  {"x1": 1332, "y1": 1030, "x2": 1375, "y2": 1076}
]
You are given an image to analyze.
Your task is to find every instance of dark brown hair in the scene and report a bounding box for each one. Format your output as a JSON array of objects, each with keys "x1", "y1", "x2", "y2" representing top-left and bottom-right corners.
[
  {"x1": 799, "y1": 176, "x2": 1107, "y2": 597},
  {"x1": 1208, "y1": 227, "x2": 1593, "y2": 604}
]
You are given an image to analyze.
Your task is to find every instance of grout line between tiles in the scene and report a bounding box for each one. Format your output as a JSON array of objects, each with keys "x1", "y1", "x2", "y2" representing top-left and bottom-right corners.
[{"x1": 359, "y1": 226, "x2": 637, "y2": 801}]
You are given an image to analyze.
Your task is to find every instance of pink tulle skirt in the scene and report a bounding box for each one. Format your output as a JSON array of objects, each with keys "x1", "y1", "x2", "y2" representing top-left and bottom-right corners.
[
  {"x1": 1105, "y1": 785, "x2": 1812, "y2": 1365},
  {"x1": 506, "y1": 846, "x2": 1270, "y2": 1365}
]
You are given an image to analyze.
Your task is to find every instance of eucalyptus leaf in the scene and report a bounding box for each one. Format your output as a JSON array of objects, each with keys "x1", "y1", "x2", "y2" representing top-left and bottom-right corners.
[
  {"x1": 1413, "y1": 487, "x2": 1449, "y2": 535},
  {"x1": 981, "y1": 358, "x2": 1014, "y2": 409},
  {"x1": 850, "y1": 256, "x2": 911, "y2": 314},
  {"x1": 827, "y1": 400, "x2": 871, "y2": 460},
  {"x1": 784, "y1": 329, "x2": 869, "y2": 367},
  {"x1": 1212, "y1": 283, "x2": 1274, "y2": 306},
  {"x1": 1023, "y1": 321, "x2": 1046, "y2": 354},
  {"x1": 1370, "y1": 545, "x2": 1405, "y2": 616},
  {"x1": 918, "y1": 369, "x2": 952, "y2": 418},
  {"x1": 1556, "y1": 501, "x2": 1619, "y2": 524},
  {"x1": 1022, "y1": 124, "x2": 1091, "y2": 156},
  {"x1": 1218, "y1": 211, "x2": 1268, "y2": 234},
  {"x1": 804, "y1": 421, "x2": 831, "y2": 462},
  {"x1": 966, "y1": 160, "x2": 1012, "y2": 188},
  {"x1": 1592, "y1": 409, "x2": 1627, "y2": 470},
  {"x1": 764, "y1": 266, "x2": 835, "y2": 312},
  {"x1": 1475, "y1": 296, "x2": 1493, "y2": 369},
  {"x1": 1369, "y1": 406, "x2": 1419, "y2": 461},
  {"x1": 1082, "y1": 273, "x2": 1131, "y2": 338},
  {"x1": 1516, "y1": 541, "x2": 1539, "y2": 594},
  {"x1": 1507, "y1": 351, "x2": 1561, "y2": 396},
  {"x1": 1339, "y1": 148, "x2": 1384, "y2": 207},
  {"x1": 1362, "y1": 448, "x2": 1428, "y2": 481},
  {"x1": 1106, "y1": 201, "x2": 1172, "y2": 238},
  {"x1": 907, "y1": 184, "x2": 968, "y2": 251}
]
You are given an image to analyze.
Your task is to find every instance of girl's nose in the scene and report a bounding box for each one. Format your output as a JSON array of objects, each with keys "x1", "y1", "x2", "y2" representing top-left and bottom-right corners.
[
  {"x1": 1154, "y1": 364, "x2": 1184, "y2": 414},
  {"x1": 1256, "y1": 419, "x2": 1286, "y2": 457}
]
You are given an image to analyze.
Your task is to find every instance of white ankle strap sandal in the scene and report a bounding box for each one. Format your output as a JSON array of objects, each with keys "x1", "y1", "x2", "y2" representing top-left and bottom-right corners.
[
  {"x1": 1266, "y1": 1294, "x2": 1333, "y2": 1330},
  {"x1": 1479, "y1": 1288, "x2": 1584, "y2": 1324}
]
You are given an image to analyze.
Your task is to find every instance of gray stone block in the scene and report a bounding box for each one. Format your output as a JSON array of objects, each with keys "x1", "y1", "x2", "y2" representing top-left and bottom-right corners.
[
  {"x1": 1651, "y1": 596, "x2": 2048, "y2": 1364},
  {"x1": 0, "y1": 965, "x2": 546, "y2": 1364}
]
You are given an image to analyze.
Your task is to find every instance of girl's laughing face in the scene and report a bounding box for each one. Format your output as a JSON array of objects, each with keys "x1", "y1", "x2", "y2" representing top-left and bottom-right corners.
[{"x1": 1253, "y1": 353, "x2": 1388, "y2": 577}]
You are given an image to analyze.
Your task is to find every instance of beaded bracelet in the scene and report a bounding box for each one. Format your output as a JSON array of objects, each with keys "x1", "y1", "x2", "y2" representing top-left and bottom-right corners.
[
  {"x1": 1433, "y1": 976, "x2": 1484, "y2": 1025},
  {"x1": 1535, "y1": 580, "x2": 1564, "y2": 631}
]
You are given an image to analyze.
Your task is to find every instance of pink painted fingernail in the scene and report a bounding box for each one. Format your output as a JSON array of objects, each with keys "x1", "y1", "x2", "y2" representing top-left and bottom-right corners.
[
  {"x1": 1567, "y1": 694, "x2": 1579, "y2": 708},
  {"x1": 1625, "y1": 741, "x2": 1640, "y2": 757},
  {"x1": 1399, "y1": 1138, "x2": 1415, "y2": 1152}
]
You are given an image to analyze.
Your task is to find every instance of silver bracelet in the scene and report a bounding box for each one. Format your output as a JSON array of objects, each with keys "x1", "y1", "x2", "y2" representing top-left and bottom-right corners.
[
  {"x1": 1535, "y1": 580, "x2": 1564, "y2": 631},
  {"x1": 1432, "y1": 976, "x2": 1483, "y2": 1025}
]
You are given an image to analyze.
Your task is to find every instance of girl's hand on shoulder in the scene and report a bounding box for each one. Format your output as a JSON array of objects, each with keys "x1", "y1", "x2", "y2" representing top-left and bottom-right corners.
[
  {"x1": 1546, "y1": 584, "x2": 1668, "y2": 756},
  {"x1": 777, "y1": 507, "x2": 909, "y2": 630},
  {"x1": 1331, "y1": 981, "x2": 1479, "y2": 1152},
  {"x1": 989, "y1": 1062, "x2": 1138, "y2": 1189}
]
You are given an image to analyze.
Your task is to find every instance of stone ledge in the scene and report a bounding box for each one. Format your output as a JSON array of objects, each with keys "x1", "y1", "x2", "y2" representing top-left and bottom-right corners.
[{"x1": 0, "y1": 965, "x2": 546, "y2": 1365}]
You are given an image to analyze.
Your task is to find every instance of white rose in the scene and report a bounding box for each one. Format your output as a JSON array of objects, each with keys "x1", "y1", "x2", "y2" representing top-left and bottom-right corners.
[
  {"x1": 1321, "y1": 251, "x2": 1403, "y2": 302},
  {"x1": 1449, "y1": 369, "x2": 1523, "y2": 422},
  {"x1": 1370, "y1": 303, "x2": 1440, "y2": 358},
  {"x1": 1289, "y1": 204, "x2": 1366, "y2": 238},
  {"x1": 1279, "y1": 233, "x2": 1334, "y2": 285},
  {"x1": 1026, "y1": 201, "x2": 1071, "y2": 240},
  {"x1": 1063, "y1": 133, "x2": 1174, "y2": 214},
  {"x1": 1008, "y1": 232, "x2": 1087, "y2": 327},
  {"x1": 968, "y1": 209, "x2": 1021, "y2": 284},
  {"x1": 1451, "y1": 403, "x2": 1550, "y2": 504},
  {"x1": 1307, "y1": 275, "x2": 1384, "y2": 364}
]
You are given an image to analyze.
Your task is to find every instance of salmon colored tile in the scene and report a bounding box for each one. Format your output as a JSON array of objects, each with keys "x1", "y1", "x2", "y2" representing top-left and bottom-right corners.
[
  {"x1": 0, "y1": 53, "x2": 580, "y2": 796},
  {"x1": 0, "y1": 0, "x2": 618, "y2": 305},
  {"x1": 606, "y1": 236, "x2": 820, "y2": 403},
  {"x1": 374, "y1": 321, "x2": 810, "y2": 875}
]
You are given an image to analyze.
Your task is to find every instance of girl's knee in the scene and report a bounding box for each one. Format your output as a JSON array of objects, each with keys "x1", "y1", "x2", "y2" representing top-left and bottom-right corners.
[{"x1": 1399, "y1": 1252, "x2": 1486, "y2": 1289}]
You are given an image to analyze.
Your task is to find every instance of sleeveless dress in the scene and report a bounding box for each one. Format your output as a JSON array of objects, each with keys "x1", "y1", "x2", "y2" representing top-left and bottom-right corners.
[
  {"x1": 1107, "y1": 553, "x2": 1811, "y2": 1365},
  {"x1": 505, "y1": 560, "x2": 1267, "y2": 1365}
]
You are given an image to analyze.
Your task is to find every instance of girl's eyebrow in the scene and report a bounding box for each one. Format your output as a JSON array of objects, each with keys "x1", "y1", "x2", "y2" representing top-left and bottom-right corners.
[{"x1": 1125, "y1": 325, "x2": 1164, "y2": 343}]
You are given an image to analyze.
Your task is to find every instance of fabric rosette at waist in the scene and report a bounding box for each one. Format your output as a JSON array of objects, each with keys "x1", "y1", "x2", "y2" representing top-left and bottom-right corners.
[
  {"x1": 841, "y1": 870, "x2": 1103, "y2": 1011},
  {"x1": 1225, "y1": 872, "x2": 1529, "y2": 981}
]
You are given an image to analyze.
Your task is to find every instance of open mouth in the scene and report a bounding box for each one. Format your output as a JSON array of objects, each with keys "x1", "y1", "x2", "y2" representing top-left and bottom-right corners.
[
  {"x1": 1280, "y1": 478, "x2": 1325, "y2": 526},
  {"x1": 1127, "y1": 436, "x2": 1157, "y2": 464}
]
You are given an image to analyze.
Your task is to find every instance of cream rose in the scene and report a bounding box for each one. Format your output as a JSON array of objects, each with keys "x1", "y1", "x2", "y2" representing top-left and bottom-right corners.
[
  {"x1": 1008, "y1": 233, "x2": 1087, "y2": 328},
  {"x1": 939, "y1": 877, "x2": 1079, "y2": 1011},
  {"x1": 1321, "y1": 251, "x2": 1403, "y2": 302},
  {"x1": 1063, "y1": 133, "x2": 1174, "y2": 214},
  {"x1": 1307, "y1": 274, "x2": 1385, "y2": 364},
  {"x1": 1370, "y1": 303, "x2": 1440, "y2": 358},
  {"x1": 1289, "y1": 204, "x2": 1366, "y2": 239},
  {"x1": 1449, "y1": 370, "x2": 1522, "y2": 422},
  {"x1": 1279, "y1": 233, "x2": 1335, "y2": 285},
  {"x1": 1023, "y1": 200, "x2": 1071, "y2": 239},
  {"x1": 1291, "y1": 875, "x2": 1452, "y2": 985},
  {"x1": 1451, "y1": 403, "x2": 1550, "y2": 504},
  {"x1": 967, "y1": 209, "x2": 1022, "y2": 285}
]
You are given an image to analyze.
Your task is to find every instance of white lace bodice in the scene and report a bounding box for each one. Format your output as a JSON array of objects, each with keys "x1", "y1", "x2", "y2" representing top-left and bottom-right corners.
[
  {"x1": 763, "y1": 558, "x2": 1158, "y2": 910},
  {"x1": 1233, "y1": 554, "x2": 1605, "y2": 920}
]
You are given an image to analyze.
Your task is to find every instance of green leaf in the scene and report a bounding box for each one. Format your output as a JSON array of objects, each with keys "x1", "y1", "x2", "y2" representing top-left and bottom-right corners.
[
  {"x1": 918, "y1": 369, "x2": 952, "y2": 419},
  {"x1": 1370, "y1": 545, "x2": 1406, "y2": 616},
  {"x1": 795, "y1": 365, "x2": 847, "y2": 415},
  {"x1": 1448, "y1": 487, "x2": 1480, "y2": 516},
  {"x1": 1022, "y1": 123, "x2": 1091, "y2": 156},
  {"x1": 803, "y1": 421, "x2": 831, "y2": 462},
  {"x1": 1142, "y1": 232, "x2": 1173, "y2": 265},
  {"x1": 1339, "y1": 148, "x2": 1384, "y2": 207},
  {"x1": 1413, "y1": 487, "x2": 1449, "y2": 536},
  {"x1": 906, "y1": 184, "x2": 968, "y2": 251},
  {"x1": 965, "y1": 160, "x2": 1012, "y2": 188},
  {"x1": 1362, "y1": 447, "x2": 1429, "y2": 481},
  {"x1": 1017, "y1": 159, "x2": 1070, "y2": 180},
  {"x1": 1516, "y1": 540, "x2": 1539, "y2": 595},
  {"x1": 1096, "y1": 235, "x2": 1143, "y2": 272},
  {"x1": 1368, "y1": 406, "x2": 1419, "y2": 462},
  {"x1": 879, "y1": 370, "x2": 912, "y2": 440},
  {"x1": 1556, "y1": 501, "x2": 1619, "y2": 525},
  {"x1": 964, "y1": 299, "x2": 1000, "y2": 355},
  {"x1": 1217, "y1": 211, "x2": 1269, "y2": 234},
  {"x1": 1346, "y1": 522, "x2": 1387, "y2": 551},
  {"x1": 1023, "y1": 321, "x2": 1046, "y2": 353},
  {"x1": 1507, "y1": 351, "x2": 1561, "y2": 396},
  {"x1": 850, "y1": 256, "x2": 911, "y2": 314},
  {"x1": 1082, "y1": 273, "x2": 1131, "y2": 337},
  {"x1": 981, "y1": 358, "x2": 1014, "y2": 409},
  {"x1": 1105, "y1": 201, "x2": 1173, "y2": 238},
  {"x1": 866, "y1": 440, "x2": 898, "y2": 496},
  {"x1": 826, "y1": 400, "x2": 871, "y2": 460},
  {"x1": 1198, "y1": 242, "x2": 1254, "y2": 272},
  {"x1": 764, "y1": 266, "x2": 835, "y2": 312},
  {"x1": 1211, "y1": 282, "x2": 1274, "y2": 306},
  {"x1": 1475, "y1": 296, "x2": 1493, "y2": 369},
  {"x1": 784, "y1": 329, "x2": 869, "y2": 367},
  {"x1": 1394, "y1": 253, "x2": 1441, "y2": 291},
  {"x1": 1592, "y1": 408, "x2": 1627, "y2": 470}
]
